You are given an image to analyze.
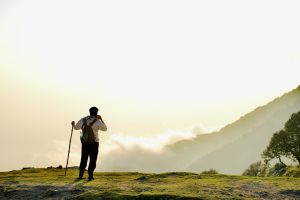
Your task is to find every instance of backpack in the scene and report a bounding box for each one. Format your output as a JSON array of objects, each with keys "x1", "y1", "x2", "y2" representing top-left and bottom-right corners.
[{"x1": 81, "y1": 117, "x2": 98, "y2": 144}]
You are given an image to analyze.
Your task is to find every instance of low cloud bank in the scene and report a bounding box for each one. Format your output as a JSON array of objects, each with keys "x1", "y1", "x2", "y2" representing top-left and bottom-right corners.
[
  {"x1": 98, "y1": 124, "x2": 207, "y2": 172},
  {"x1": 44, "y1": 124, "x2": 208, "y2": 172}
]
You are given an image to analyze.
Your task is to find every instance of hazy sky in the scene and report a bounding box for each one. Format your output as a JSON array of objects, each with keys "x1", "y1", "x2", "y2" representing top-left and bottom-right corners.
[{"x1": 1, "y1": 0, "x2": 300, "y2": 171}]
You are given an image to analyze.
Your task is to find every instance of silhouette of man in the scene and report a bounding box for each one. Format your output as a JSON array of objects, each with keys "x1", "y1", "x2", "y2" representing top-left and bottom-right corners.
[{"x1": 71, "y1": 107, "x2": 107, "y2": 180}]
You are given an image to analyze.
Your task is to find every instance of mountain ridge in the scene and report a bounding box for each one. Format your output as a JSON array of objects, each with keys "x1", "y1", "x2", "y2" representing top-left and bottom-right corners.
[{"x1": 168, "y1": 85, "x2": 300, "y2": 174}]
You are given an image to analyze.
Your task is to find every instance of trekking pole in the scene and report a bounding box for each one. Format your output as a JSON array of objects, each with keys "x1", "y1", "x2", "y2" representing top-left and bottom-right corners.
[{"x1": 65, "y1": 125, "x2": 74, "y2": 176}]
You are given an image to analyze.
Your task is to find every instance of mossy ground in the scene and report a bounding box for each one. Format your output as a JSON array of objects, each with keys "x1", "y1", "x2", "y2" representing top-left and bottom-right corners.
[{"x1": 0, "y1": 168, "x2": 299, "y2": 199}]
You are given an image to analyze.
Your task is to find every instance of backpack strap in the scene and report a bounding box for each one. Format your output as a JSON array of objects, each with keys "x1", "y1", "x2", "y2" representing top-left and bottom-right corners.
[
  {"x1": 82, "y1": 117, "x2": 97, "y2": 128},
  {"x1": 82, "y1": 117, "x2": 89, "y2": 128},
  {"x1": 89, "y1": 118, "x2": 98, "y2": 127}
]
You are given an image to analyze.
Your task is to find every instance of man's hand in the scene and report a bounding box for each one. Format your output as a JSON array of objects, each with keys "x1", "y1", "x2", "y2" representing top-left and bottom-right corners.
[
  {"x1": 97, "y1": 115, "x2": 104, "y2": 123},
  {"x1": 71, "y1": 121, "x2": 75, "y2": 127}
]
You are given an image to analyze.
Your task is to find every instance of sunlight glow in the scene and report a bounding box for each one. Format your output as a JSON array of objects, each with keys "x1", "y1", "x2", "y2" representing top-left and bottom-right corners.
[{"x1": 1, "y1": 0, "x2": 300, "y2": 171}]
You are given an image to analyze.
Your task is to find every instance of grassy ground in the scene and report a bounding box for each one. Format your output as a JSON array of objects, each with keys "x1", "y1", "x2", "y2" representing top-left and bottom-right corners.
[{"x1": 0, "y1": 168, "x2": 299, "y2": 199}]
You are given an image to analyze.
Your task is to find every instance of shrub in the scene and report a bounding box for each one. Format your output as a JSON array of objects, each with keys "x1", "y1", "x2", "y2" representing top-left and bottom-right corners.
[
  {"x1": 284, "y1": 165, "x2": 300, "y2": 177},
  {"x1": 201, "y1": 168, "x2": 219, "y2": 175},
  {"x1": 267, "y1": 163, "x2": 288, "y2": 176},
  {"x1": 242, "y1": 161, "x2": 267, "y2": 176}
]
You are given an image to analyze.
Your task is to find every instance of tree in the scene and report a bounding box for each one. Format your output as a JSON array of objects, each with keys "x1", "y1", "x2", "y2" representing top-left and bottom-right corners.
[
  {"x1": 242, "y1": 161, "x2": 267, "y2": 176},
  {"x1": 262, "y1": 130, "x2": 289, "y2": 165},
  {"x1": 284, "y1": 112, "x2": 300, "y2": 163},
  {"x1": 262, "y1": 111, "x2": 300, "y2": 165}
]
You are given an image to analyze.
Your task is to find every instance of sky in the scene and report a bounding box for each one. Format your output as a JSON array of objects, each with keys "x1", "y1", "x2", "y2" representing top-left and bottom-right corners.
[{"x1": 0, "y1": 0, "x2": 300, "y2": 171}]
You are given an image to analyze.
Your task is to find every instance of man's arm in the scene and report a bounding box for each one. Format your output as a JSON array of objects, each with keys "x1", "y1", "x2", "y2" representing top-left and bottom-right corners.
[
  {"x1": 99, "y1": 122, "x2": 107, "y2": 131},
  {"x1": 97, "y1": 115, "x2": 107, "y2": 131},
  {"x1": 71, "y1": 118, "x2": 83, "y2": 130}
]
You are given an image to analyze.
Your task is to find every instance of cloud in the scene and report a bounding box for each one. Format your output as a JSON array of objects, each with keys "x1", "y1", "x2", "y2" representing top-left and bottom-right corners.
[
  {"x1": 28, "y1": 140, "x2": 82, "y2": 169},
  {"x1": 97, "y1": 124, "x2": 207, "y2": 172},
  {"x1": 39, "y1": 124, "x2": 208, "y2": 172}
]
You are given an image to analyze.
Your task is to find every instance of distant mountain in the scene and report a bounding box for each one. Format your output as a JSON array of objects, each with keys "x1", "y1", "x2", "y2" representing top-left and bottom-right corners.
[{"x1": 168, "y1": 85, "x2": 300, "y2": 174}]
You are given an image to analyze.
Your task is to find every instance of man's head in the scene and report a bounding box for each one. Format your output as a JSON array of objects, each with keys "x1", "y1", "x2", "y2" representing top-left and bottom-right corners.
[{"x1": 89, "y1": 107, "x2": 98, "y2": 116}]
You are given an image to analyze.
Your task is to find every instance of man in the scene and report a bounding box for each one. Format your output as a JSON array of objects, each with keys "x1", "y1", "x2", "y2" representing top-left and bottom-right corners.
[{"x1": 71, "y1": 107, "x2": 107, "y2": 181}]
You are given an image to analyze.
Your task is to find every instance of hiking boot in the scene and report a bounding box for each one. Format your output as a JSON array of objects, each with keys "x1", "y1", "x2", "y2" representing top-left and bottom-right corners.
[{"x1": 88, "y1": 176, "x2": 94, "y2": 181}]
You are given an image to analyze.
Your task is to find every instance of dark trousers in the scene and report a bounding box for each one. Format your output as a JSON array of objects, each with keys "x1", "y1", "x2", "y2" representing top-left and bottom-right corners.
[{"x1": 79, "y1": 142, "x2": 99, "y2": 178}]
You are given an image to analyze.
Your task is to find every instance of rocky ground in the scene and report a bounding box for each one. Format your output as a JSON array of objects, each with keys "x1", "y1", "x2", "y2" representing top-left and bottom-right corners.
[{"x1": 0, "y1": 168, "x2": 299, "y2": 199}]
